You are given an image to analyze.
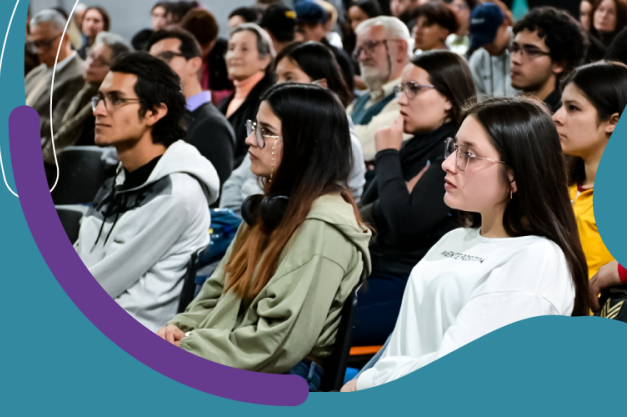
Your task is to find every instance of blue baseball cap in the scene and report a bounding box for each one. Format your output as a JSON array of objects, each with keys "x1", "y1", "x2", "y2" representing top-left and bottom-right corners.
[
  {"x1": 294, "y1": 1, "x2": 328, "y2": 25},
  {"x1": 469, "y1": 3, "x2": 506, "y2": 50}
]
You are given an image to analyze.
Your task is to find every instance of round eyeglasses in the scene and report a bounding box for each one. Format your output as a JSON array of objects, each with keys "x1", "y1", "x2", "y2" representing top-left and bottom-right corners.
[
  {"x1": 444, "y1": 137, "x2": 507, "y2": 171},
  {"x1": 246, "y1": 120, "x2": 281, "y2": 149},
  {"x1": 394, "y1": 81, "x2": 435, "y2": 100}
]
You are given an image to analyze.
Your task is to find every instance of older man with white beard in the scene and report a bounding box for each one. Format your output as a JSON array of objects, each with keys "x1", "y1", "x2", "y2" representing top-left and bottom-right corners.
[{"x1": 348, "y1": 16, "x2": 412, "y2": 162}]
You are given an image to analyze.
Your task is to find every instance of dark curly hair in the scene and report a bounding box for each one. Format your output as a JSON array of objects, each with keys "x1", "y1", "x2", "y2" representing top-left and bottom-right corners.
[
  {"x1": 513, "y1": 7, "x2": 588, "y2": 84},
  {"x1": 109, "y1": 52, "x2": 186, "y2": 147}
]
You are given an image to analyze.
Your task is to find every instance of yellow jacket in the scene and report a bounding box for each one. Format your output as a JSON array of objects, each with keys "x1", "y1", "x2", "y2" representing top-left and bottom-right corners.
[{"x1": 569, "y1": 184, "x2": 614, "y2": 278}]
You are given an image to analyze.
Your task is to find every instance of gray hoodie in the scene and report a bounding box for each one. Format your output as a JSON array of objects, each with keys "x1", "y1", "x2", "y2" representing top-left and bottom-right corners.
[{"x1": 75, "y1": 140, "x2": 220, "y2": 331}]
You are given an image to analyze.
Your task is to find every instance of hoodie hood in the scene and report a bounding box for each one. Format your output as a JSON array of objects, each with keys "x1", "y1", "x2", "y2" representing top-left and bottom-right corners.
[
  {"x1": 306, "y1": 194, "x2": 373, "y2": 279},
  {"x1": 115, "y1": 140, "x2": 220, "y2": 206}
]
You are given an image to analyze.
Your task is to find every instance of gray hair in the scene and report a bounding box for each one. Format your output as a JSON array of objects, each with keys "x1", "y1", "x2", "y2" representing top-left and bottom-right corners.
[
  {"x1": 230, "y1": 23, "x2": 276, "y2": 60},
  {"x1": 93, "y1": 32, "x2": 131, "y2": 62},
  {"x1": 355, "y1": 16, "x2": 412, "y2": 57},
  {"x1": 30, "y1": 9, "x2": 67, "y2": 33}
]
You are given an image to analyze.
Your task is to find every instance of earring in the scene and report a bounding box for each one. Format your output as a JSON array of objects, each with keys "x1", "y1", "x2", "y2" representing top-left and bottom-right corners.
[
  {"x1": 510, "y1": 191, "x2": 513, "y2": 200},
  {"x1": 269, "y1": 139, "x2": 278, "y2": 183}
]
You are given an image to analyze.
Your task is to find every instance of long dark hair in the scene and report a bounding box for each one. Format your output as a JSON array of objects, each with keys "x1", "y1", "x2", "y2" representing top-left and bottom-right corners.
[
  {"x1": 561, "y1": 61, "x2": 627, "y2": 186},
  {"x1": 410, "y1": 50, "x2": 476, "y2": 127},
  {"x1": 84, "y1": 6, "x2": 111, "y2": 32},
  {"x1": 223, "y1": 84, "x2": 364, "y2": 301},
  {"x1": 274, "y1": 41, "x2": 354, "y2": 107},
  {"x1": 460, "y1": 97, "x2": 589, "y2": 316},
  {"x1": 590, "y1": 0, "x2": 627, "y2": 40}
]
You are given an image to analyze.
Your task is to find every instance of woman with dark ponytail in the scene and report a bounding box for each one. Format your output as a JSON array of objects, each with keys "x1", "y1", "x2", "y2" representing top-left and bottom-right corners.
[
  {"x1": 343, "y1": 96, "x2": 589, "y2": 391},
  {"x1": 158, "y1": 83, "x2": 372, "y2": 392}
]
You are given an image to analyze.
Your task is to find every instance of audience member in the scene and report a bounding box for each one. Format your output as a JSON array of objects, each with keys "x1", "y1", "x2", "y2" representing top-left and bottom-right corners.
[
  {"x1": 131, "y1": 2, "x2": 170, "y2": 52},
  {"x1": 42, "y1": 33, "x2": 130, "y2": 185},
  {"x1": 343, "y1": 96, "x2": 590, "y2": 392},
  {"x1": 26, "y1": 9, "x2": 85, "y2": 181},
  {"x1": 589, "y1": 0, "x2": 627, "y2": 47},
  {"x1": 581, "y1": 0, "x2": 594, "y2": 29},
  {"x1": 353, "y1": 50, "x2": 475, "y2": 347},
  {"x1": 349, "y1": 0, "x2": 383, "y2": 32},
  {"x1": 181, "y1": 8, "x2": 234, "y2": 106},
  {"x1": 159, "y1": 83, "x2": 371, "y2": 392},
  {"x1": 75, "y1": 52, "x2": 220, "y2": 332},
  {"x1": 78, "y1": 6, "x2": 110, "y2": 60},
  {"x1": 468, "y1": 2, "x2": 519, "y2": 100},
  {"x1": 552, "y1": 61, "x2": 627, "y2": 311},
  {"x1": 25, "y1": 7, "x2": 40, "y2": 76},
  {"x1": 448, "y1": 0, "x2": 478, "y2": 56},
  {"x1": 74, "y1": 3, "x2": 87, "y2": 31},
  {"x1": 294, "y1": 1, "x2": 356, "y2": 92},
  {"x1": 605, "y1": 27, "x2": 627, "y2": 63},
  {"x1": 411, "y1": 2, "x2": 459, "y2": 54},
  {"x1": 348, "y1": 17, "x2": 411, "y2": 161},
  {"x1": 166, "y1": 1, "x2": 198, "y2": 25},
  {"x1": 148, "y1": 28, "x2": 235, "y2": 188},
  {"x1": 511, "y1": 7, "x2": 588, "y2": 114},
  {"x1": 391, "y1": 0, "x2": 419, "y2": 25},
  {"x1": 229, "y1": 7, "x2": 261, "y2": 29},
  {"x1": 316, "y1": 0, "x2": 344, "y2": 49},
  {"x1": 220, "y1": 24, "x2": 276, "y2": 166},
  {"x1": 260, "y1": 4, "x2": 298, "y2": 54}
]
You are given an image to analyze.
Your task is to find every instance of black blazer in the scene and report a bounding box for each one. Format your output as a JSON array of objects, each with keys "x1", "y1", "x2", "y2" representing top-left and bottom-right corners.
[
  {"x1": 185, "y1": 101, "x2": 235, "y2": 187},
  {"x1": 219, "y1": 72, "x2": 276, "y2": 167}
]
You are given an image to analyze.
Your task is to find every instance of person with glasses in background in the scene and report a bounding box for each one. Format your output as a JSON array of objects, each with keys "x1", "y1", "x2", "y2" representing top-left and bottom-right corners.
[
  {"x1": 25, "y1": 9, "x2": 86, "y2": 186},
  {"x1": 159, "y1": 83, "x2": 371, "y2": 392},
  {"x1": 74, "y1": 52, "x2": 220, "y2": 332},
  {"x1": 148, "y1": 27, "x2": 235, "y2": 191},
  {"x1": 510, "y1": 7, "x2": 588, "y2": 114},
  {"x1": 352, "y1": 50, "x2": 476, "y2": 349},
  {"x1": 41, "y1": 32, "x2": 130, "y2": 188},
  {"x1": 343, "y1": 96, "x2": 590, "y2": 392},
  {"x1": 348, "y1": 17, "x2": 412, "y2": 164}
]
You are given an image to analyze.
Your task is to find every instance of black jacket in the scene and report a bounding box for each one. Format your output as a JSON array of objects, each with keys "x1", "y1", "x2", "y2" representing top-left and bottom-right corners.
[
  {"x1": 219, "y1": 72, "x2": 276, "y2": 167},
  {"x1": 360, "y1": 123, "x2": 459, "y2": 275},
  {"x1": 205, "y1": 38, "x2": 233, "y2": 92},
  {"x1": 184, "y1": 101, "x2": 235, "y2": 188}
]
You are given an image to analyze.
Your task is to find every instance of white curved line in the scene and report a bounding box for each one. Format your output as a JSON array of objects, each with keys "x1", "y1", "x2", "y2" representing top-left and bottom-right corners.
[
  {"x1": 49, "y1": 0, "x2": 80, "y2": 194},
  {"x1": 0, "y1": 0, "x2": 21, "y2": 198}
]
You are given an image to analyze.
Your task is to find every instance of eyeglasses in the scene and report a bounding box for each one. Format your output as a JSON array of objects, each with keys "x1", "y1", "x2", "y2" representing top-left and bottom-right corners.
[
  {"x1": 246, "y1": 120, "x2": 280, "y2": 149},
  {"x1": 444, "y1": 137, "x2": 507, "y2": 171},
  {"x1": 352, "y1": 39, "x2": 400, "y2": 61},
  {"x1": 32, "y1": 33, "x2": 62, "y2": 50},
  {"x1": 91, "y1": 94, "x2": 142, "y2": 112},
  {"x1": 394, "y1": 81, "x2": 435, "y2": 100},
  {"x1": 87, "y1": 55, "x2": 111, "y2": 67},
  {"x1": 155, "y1": 51, "x2": 191, "y2": 63},
  {"x1": 511, "y1": 43, "x2": 551, "y2": 62}
]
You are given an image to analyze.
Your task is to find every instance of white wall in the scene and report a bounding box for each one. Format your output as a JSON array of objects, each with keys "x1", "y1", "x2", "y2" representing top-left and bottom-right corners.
[{"x1": 29, "y1": 0, "x2": 266, "y2": 42}]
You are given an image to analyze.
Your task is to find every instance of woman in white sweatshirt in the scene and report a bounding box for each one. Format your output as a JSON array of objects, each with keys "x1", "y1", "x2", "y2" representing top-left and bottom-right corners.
[{"x1": 342, "y1": 96, "x2": 590, "y2": 391}]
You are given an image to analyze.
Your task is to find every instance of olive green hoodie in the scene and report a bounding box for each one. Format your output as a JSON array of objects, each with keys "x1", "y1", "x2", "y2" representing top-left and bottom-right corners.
[{"x1": 168, "y1": 194, "x2": 372, "y2": 374}]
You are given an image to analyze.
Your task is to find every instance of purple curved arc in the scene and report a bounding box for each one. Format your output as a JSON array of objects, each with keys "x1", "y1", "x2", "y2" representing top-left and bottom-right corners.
[{"x1": 9, "y1": 106, "x2": 309, "y2": 406}]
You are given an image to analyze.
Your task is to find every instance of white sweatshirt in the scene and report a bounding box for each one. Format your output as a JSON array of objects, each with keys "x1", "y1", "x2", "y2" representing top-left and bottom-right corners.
[{"x1": 356, "y1": 227, "x2": 575, "y2": 390}]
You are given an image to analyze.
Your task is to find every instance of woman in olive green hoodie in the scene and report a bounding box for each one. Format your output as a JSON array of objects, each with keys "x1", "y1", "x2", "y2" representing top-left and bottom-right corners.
[{"x1": 158, "y1": 83, "x2": 372, "y2": 391}]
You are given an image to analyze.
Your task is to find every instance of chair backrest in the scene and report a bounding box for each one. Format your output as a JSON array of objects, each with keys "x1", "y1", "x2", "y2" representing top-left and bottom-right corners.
[
  {"x1": 55, "y1": 205, "x2": 88, "y2": 244},
  {"x1": 177, "y1": 250, "x2": 202, "y2": 314},
  {"x1": 51, "y1": 146, "x2": 109, "y2": 205},
  {"x1": 319, "y1": 282, "x2": 361, "y2": 392}
]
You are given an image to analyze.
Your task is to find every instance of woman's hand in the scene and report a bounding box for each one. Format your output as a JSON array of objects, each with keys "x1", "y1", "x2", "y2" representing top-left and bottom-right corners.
[
  {"x1": 375, "y1": 115, "x2": 404, "y2": 153},
  {"x1": 156, "y1": 324, "x2": 186, "y2": 345},
  {"x1": 589, "y1": 260, "x2": 622, "y2": 311},
  {"x1": 340, "y1": 379, "x2": 358, "y2": 392}
]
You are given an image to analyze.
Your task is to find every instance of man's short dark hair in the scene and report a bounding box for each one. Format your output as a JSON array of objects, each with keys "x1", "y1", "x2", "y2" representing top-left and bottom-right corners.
[
  {"x1": 147, "y1": 27, "x2": 202, "y2": 59},
  {"x1": 152, "y1": 1, "x2": 171, "y2": 13},
  {"x1": 606, "y1": 27, "x2": 627, "y2": 65},
  {"x1": 513, "y1": 7, "x2": 588, "y2": 79},
  {"x1": 229, "y1": 7, "x2": 261, "y2": 24},
  {"x1": 109, "y1": 52, "x2": 186, "y2": 147}
]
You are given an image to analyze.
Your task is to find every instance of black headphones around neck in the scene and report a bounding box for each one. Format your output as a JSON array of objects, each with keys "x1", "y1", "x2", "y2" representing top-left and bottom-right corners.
[{"x1": 241, "y1": 194, "x2": 290, "y2": 231}]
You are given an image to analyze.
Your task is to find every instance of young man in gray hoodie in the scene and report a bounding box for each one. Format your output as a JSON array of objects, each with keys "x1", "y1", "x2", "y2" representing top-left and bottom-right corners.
[
  {"x1": 467, "y1": 2, "x2": 519, "y2": 101},
  {"x1": 74, "y1": 53, "x2": 220, "y2": 331}
]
